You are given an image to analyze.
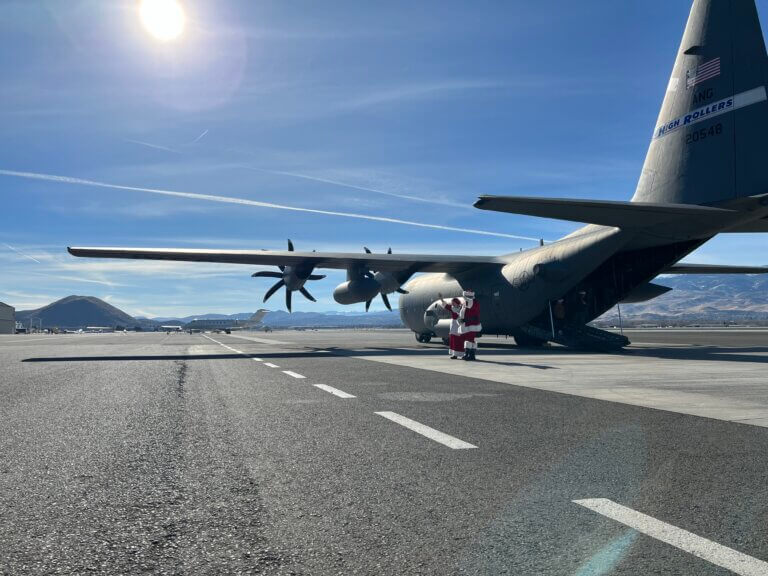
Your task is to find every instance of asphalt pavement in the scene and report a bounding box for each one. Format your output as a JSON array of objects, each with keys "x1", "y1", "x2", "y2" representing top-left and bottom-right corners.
[{"x1": 2, "y1": 330, "x2": 768, "y2": 575}]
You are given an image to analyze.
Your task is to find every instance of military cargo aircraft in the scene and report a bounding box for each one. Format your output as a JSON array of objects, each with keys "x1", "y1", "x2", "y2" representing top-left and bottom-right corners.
[{"x1": 69, "y1": 0, "x2": 768, "y2": 350}]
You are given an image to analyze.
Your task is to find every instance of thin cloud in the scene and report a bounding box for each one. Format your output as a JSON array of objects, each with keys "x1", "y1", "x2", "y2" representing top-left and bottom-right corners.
[
  {"x1": 3, "y1": 242, "x2": 42, "y2": 263},
  {"x1": 190, "y1": 129, "x2": 209, "y2": 144},
  {"x1": 124, "y1": 139, "x2": 182, "y2": 154},
  {"x1": 340, "y1": 79, "x2": 507, "y2": 110},
  {"x1": 237, "y1": 165, "x2": 469, "y2": 209},
  {"x1": 0, "y1": 169, "x2": 541, "y2": 241}
]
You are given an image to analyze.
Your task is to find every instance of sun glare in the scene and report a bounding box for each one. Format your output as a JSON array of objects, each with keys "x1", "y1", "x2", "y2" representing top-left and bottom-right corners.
[{"x1": 139, "y1": 0, "x2": 185, "y2": 42}]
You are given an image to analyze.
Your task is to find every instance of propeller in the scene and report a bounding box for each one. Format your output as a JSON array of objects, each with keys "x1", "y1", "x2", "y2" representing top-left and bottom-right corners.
[
  {"x1": 252, "y1": 239, "x2": 325, "y2": 312},
  {"x1": 361, "y1": 247, "x2": 408, "y2": 312}
]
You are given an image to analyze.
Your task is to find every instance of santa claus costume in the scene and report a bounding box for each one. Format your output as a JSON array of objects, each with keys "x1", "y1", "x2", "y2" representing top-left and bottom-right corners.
[
  {"x1": 443, "y1": 298, "x2": 464, "y2": 359},
  {"x1": 459, "y1": 290, "x2": 482, "y2": 361}
]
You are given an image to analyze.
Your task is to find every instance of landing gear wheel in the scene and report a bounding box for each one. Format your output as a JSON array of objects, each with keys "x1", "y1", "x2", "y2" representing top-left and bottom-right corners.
[
  {"x1": 415, "y1": 332, "x2": 433, "y2": 343},
  {"x1": 514, "y1": 334, "x2": 547, "y2": 348}
]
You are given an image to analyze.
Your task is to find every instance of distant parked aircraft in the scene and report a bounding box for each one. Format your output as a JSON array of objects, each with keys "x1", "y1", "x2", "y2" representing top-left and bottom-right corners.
[{"x1": 183, "y1": 309, "x2": 269, "y2": 334}]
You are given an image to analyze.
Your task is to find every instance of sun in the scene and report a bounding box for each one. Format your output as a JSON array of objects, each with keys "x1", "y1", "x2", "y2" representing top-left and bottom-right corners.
[{"x1": 139, "y1": 0, "x2": 185, "y2": 42}]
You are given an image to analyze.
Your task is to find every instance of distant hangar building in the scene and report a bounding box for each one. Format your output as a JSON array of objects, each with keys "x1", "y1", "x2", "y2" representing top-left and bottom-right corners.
[{"x1": 0, "y1": 302, "x2": 15, "y2": 335}]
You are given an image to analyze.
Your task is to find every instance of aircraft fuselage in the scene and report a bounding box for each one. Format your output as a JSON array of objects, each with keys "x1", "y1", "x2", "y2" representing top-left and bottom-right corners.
[{"x1": 399, "y1": 225, "x2": 708, "y2": 343}]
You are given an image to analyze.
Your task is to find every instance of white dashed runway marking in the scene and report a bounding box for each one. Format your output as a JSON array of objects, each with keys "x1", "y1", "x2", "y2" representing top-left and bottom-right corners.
[
  {"x1": 314, "y1": 384, "x2": 356, "y2": 399},
  {"x1": 375, "y1": 411, "x2": 476, "y2": 449},
  {"x1": 264, "y1": 363, "x2": 279, "y2": 368},
  {"x1": 283, "y1": 370, "x2": 306, "y2": 379},
  {"x1": 574, "y1": 498, "x2": 768, "y2": 576}
]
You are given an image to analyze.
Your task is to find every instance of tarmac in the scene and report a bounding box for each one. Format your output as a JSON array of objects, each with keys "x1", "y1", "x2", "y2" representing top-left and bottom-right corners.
[{"x1": 2, "y1": 328, "x2": 768, "y2": 575}]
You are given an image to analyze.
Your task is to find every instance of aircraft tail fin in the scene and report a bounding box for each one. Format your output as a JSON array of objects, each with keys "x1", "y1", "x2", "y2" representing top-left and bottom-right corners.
[
  {"x1": 633, "y1": 0, "x2": 768, "y2": 206},
  {"x1": 249, "y1": 309, "x2": 268, "y2": 323}
]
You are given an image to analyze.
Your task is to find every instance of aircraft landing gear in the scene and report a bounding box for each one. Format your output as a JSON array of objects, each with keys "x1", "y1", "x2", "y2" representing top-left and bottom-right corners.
[
  {"x1": 441, "y1": 337, "x2": 450, "y2": 346},
  {"x1": 415, "y1": 332, "x2": 433, "y2": 343}
]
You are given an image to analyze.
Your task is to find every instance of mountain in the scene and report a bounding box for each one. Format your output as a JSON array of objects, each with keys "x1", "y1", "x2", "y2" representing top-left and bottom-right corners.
[
  {"x1": 149, "y1": 312, "x2": 254, "y2": 323},
  {"x1": 16, "y1": 296, "x2": 156, "y2": 330},
  {"x1": 260, "y1": 310, "x2": 401, "y2": 328},
  {"x1": 148, "y1": 310, "x2": 403, "y2": 328},
  {"x1": 597, "y1": 275, "x2": 768, "y2": 325}
]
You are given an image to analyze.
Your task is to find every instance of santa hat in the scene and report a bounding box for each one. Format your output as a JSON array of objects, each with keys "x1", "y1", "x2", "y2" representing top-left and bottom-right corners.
[{"x1": 462, "y1": 289, "x2": 475, "y2": 299}]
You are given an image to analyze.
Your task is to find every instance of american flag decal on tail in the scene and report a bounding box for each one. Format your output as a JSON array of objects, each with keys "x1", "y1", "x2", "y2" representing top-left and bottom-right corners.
[{"x1": 686, "y1": 57, "x2": 721, "y2": 88}]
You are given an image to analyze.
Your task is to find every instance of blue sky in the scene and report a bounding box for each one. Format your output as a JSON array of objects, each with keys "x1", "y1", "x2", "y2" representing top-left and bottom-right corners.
[{"x1": 1, "y1": 0, "x2": 766, "y2": 317}]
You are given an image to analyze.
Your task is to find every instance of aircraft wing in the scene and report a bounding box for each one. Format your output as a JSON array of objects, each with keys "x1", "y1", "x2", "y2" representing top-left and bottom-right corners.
[
  {"x1": 664, "y1": 263, "x2": 768, "y2": 274},
  {"x1": 474, "y1": 196, "x2": 735, "y2": 227},
  {"x1": 67, "y1": 247, "x2": 506, "y2": 275}
]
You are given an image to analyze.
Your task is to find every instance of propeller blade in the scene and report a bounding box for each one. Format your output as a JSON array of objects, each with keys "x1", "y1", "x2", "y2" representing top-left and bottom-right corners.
[
  {"x1": 365, "y1": 299, "x2": 372, "y2": 312},
  {"x1": 286, "y1": 289, "x2": 292, "y2": 313},
  {"x1": 396, "y1": 288, "x2": 409, "y2": 294},
  {"x1": 364, "y1": 247, "x2": 371, "y2": 254},
  {"x1": 381, "y1": 293, "x2": 392, "y2": 311},
  {"x1": 287, "y1": 239, "x2": 294, "y2": 252},
  {"x1": 299, "y1": 287, "x2": 316, "y2": 302},
  {"x1": 263, "y1": 279, "x2": 285, "y2": 302},
  {"x1": 308, "y1": 274, "x2": 326, "y2": 281},
  {"x1": 252, "y1": 271, "x2": 283, "y2": 278}
]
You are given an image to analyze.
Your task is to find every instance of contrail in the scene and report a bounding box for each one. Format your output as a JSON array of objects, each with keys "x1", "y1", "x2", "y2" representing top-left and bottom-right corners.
[
  {"x1": 0, "y1": 169, "x2": 541, "y2": 241},
  {"x1": 238, "y1": 165, "x2": 470, "y2": 209},
  {"x1": 3, "y1": 242, "x2": 42, "y2": 263},
  {"x1": 190, "y1": 129, "x2": 209, "y2": 144},
  {"x1": 124, "y1": 139, "x2": 182, "y2": 154},
  {"x1": 122, "y1": 135, "x2": 473, "y2": 211}
]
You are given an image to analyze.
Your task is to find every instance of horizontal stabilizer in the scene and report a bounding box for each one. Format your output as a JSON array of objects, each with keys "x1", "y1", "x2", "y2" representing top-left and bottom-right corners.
[
  {"x1": 725, "y1": 217, "x2": 768, "y2": 233},
  {"x1": 665, "y1": 263, "x2": 768, "y2": 274},
  {"x1": 473, "y1": 196, "x2": 735, "y2": 227},
  {"x1": 620, "y1": 282, "x2": 672, "y2": 304}
]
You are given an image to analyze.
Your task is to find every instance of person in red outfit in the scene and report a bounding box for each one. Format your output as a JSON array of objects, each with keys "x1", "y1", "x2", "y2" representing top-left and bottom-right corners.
[
  {"x1": 439, "y1": 294, "x2": 464, "y2": 359},
  {"x1": 459, "y1": 290, "x2": 482, "y2": 361}
]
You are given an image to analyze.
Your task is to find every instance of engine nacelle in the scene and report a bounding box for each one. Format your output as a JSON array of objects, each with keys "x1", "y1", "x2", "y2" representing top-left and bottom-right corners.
[
  {"x1": 423, "y1": 299, "x2": 463, "y2": 338},
  {"x1": 333, "y1": 278, "x2": 381, "y2": 305}
]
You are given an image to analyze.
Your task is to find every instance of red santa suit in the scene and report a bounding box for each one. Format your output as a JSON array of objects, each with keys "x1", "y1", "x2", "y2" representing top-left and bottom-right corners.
[
  {"x1": 459, "y1": 291, "x2": 482, "y2": 360},
  {"x1": 443, "y1": 302, "x2": 464, "y2": 358}
]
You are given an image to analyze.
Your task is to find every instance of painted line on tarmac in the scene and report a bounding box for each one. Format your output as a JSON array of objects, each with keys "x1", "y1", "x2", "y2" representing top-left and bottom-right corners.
[
  {"x1": 250, "y1": 357, "x2": 263, "y2": 362},
  {"x1": 375, "y1": 411, "x2": 477, "y2": 449},
  {"x1": 314, "y1": 384, "x2": 356, "y2": 399},
  {"x1": 264, "y1": 362, "x2": 280, "y2": 368},
  {"x1": 574, "y1": 498, "x2": 768, "y2": 576},
  {"x1": 283, "y1": 370, "x2": 306, "y2": 379}
]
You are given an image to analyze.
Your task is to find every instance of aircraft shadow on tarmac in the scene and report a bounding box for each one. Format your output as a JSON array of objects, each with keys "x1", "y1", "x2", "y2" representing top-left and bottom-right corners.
[
  {"x1": 624, "y1": 345, "x2": 768, "y2": 364},
  {"x1": 20, "y1": 345, "x2": 768, "y2": 365},
  {"x1": 321, "y1": 346, "x2": 559, "y2": 370},
  {"x1": 481, "y1": 343, "x2": 768, "y2": 364},
  {"x1": 332, "y1": 342, "x2": 768, "y2": 365},
  {"x1": 21, "y1": 351, "x2": 339, "y2": 362}
]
